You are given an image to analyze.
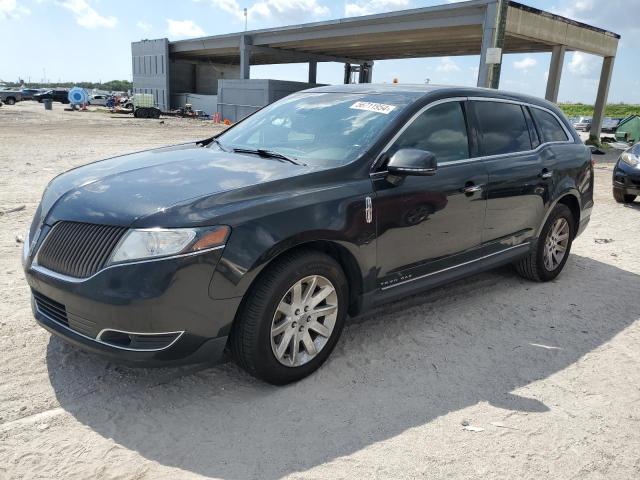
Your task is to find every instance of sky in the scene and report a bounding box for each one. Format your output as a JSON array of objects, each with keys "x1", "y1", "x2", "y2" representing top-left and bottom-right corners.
[{"x1": 1, "y1": 0, "x2": 639, "y2": 103}]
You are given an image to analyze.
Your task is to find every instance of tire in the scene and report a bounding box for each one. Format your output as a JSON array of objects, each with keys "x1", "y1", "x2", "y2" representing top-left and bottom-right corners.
[
  {"x1": 613, "y1": 188, "x2": 636, "y2": 204},
  {"x1": 515, "y1": 204, "x2": 575, "y2": 282},
  {"x1": 5, "y1": 97, "x2": 15, "y2": 105},
  {"x1": 232, "y1": 249, "x2": 348, "y2": 385}
]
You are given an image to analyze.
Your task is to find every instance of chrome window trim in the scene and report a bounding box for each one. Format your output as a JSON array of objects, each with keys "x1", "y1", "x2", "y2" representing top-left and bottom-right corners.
[
  {"x1": 35, "y1": 301, "x2": 184, "y2": 352},
  {"x1": 468, "y1": 96, "x2": 573, "y2": 142},
  {"x1": 380, "y1": 243, "x2": 530, "y2": 291},
  {"x1": 31, "y1": 244, "x2": 225, "y2": 284},
  {"x1": 372, "y1": 96, "x2": 469, "y2": 172},
  {"x1": 371, "y1": 96, "x2": 575, "y2": 176},
  {"x1": 96, "y1": 328, "x2": 185, "y2": 352}
]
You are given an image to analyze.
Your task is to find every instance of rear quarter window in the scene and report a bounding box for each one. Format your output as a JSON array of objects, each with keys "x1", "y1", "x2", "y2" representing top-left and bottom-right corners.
[{"x1": 530, "y1": 107, "x2": 569, "y2": 143}]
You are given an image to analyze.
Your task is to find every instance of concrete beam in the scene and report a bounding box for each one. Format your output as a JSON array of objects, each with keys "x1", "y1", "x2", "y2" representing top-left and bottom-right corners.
[
  {"x1": 590, "y1": 56, "x2": 615, "y2": 143},
  {"x1": 308, "y1": 61, "x2": 317, "y2": 84},
  {"x1": 545, "y1": 45, "x2": 566, "y2": 103},
  {"x1": 248, "y1": 44, "x2": 366, "y2": 66},
  {"x1": 240, "y1": 35, "x2": 252, "y2": 79}
]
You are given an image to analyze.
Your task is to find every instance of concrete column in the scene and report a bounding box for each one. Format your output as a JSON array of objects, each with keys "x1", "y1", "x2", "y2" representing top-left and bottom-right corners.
[
  {"x1": 240, "y1": 35, "x2": 252, "y2": 80},
  {"x1": 590, "y1": 56, "x2": 615, "y2": 143},
  {"x1": 308, "y1": 61, "x2": 317, "y2": 84},
  {"x1": 477, "y1": 0, "x2": 507, "y2": 89},
  {"x1": 358, "y1": 61, "x2": 373, "y2": 83},
  {"x1": 344, "y1": 63, "x2": 352, "y2": 84},
  {"x1": 545, "y1": 45, "x2": 566, "y2": 103}
]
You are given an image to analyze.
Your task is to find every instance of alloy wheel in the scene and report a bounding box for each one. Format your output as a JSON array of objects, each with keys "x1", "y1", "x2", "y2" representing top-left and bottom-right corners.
[
  {"x1": 270, "y1": 275, "x2": 338, "y2": 367},
  {"x1": 543, "y1": 217, "x2": 570, "y2": 271}
]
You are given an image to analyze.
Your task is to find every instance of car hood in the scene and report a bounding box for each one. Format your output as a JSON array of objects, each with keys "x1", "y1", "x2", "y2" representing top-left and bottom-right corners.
[{"x1": 39, "y1": 142, "x2": 323, "y2": 227}]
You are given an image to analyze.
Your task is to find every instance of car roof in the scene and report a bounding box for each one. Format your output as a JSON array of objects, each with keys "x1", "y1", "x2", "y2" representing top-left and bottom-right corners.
[{"x1": 303, "y1": 83, "x2": 560, "y2": 111}]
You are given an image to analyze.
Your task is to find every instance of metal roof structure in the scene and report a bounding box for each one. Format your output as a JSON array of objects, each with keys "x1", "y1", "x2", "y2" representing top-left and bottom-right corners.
[{"x1": 133, "y1": 0, "x2": 620, "y2": 139}]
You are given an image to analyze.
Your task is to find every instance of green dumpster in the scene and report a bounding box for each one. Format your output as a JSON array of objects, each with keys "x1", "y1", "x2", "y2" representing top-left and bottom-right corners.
[{"x1": 615, "y1": 115, "x2": 640, "y2": 144}]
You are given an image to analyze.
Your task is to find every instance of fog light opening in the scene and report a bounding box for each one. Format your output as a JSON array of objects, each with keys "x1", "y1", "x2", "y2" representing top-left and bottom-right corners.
[{"x1": 99, "y1": 330, "x2": 132, "y2": 347}]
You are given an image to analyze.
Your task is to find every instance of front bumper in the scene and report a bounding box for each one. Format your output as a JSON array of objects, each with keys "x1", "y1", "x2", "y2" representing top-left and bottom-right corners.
[
  {"x1": 24, "y1": 246, "x2": 242, "y2": 366},
  {"x1": 613, "y1": 162, "x2": 640, "y2": 196}
]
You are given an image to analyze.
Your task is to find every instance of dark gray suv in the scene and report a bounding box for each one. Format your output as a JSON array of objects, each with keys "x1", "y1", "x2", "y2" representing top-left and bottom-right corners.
[{"x1": 23, "y1": 84, "x2": 593, "y2": 384}]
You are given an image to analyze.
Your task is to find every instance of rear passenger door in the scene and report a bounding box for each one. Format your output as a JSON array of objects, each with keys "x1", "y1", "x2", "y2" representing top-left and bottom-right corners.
[{"x1": 471, "y1": 100, "x2": 549, "y2": 250}]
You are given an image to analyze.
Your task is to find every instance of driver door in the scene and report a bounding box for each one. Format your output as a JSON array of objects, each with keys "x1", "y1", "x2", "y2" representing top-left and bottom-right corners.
[{"x1": 372, "y1": 100, "x2": 488, "y2": 288}]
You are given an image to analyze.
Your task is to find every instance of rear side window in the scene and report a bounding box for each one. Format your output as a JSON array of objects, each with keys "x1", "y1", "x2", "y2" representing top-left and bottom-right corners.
[
  {"x1": 474, "y1": 101, "x2": 531, "y2": 156},
  {"x1": 389, "y1": 101, "x2": 469, "y2": 163},
  {"x1": 530, "y1": 107, "x2": 569, "y2": 143}
]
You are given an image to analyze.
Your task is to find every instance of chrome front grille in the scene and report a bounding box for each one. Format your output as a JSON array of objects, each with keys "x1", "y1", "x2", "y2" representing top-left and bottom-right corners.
[{"x1": 36, "y1": 221, "x2": 127, "y2": 279}]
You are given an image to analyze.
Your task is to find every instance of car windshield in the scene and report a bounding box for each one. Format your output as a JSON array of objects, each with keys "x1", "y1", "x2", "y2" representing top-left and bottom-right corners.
[{"x1": 214, "y1": 91, "x2": 413, "y2": 166}]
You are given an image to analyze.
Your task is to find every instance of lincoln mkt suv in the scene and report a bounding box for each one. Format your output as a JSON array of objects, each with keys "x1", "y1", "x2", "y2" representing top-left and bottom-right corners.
[{"x1": 23, "y1": 85, "x2": 593, "y2": 384}]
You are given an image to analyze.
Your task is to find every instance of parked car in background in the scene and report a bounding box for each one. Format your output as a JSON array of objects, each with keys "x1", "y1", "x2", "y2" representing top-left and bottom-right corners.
[
  {"x1": 88, "y1": 94, "x2": 109, "y2": 106},
  {"x1": 573, "y1": 116, "x2": 592, "y2": 131},
  {"x1": 612, "y1": 142, "x2": 640, "y2": 204},
  {"x1": 602, "y1": 117, "x2": 623, "y2": 134},
  {"x1": 23, "y1": 85, "x2": 593, "y2": 384},
  {"x1": 34, "y1": 89, "x2": 70, "y2": 104},
  {"x1": 20, "y1": 88, "x2": 41, "y2": 101},
  {"x1": 0, "y1": 88, "x2": 23, "y2": 105}
]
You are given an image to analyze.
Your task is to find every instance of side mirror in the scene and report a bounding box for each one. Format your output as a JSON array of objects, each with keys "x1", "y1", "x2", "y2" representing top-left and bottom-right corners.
[{"x1": 387, "y1": 149, "x2": 437, "y2": 176}]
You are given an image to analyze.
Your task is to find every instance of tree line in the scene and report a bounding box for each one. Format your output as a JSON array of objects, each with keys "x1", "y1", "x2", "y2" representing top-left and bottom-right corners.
[{"x1": 4, "y1": 80, "x2": 133, "y2": 92}]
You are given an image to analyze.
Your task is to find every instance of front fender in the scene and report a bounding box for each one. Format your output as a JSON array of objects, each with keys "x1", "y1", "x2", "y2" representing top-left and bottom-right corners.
[{"x1": 208, "y1": 188, "x2": 376, "y2": 300}]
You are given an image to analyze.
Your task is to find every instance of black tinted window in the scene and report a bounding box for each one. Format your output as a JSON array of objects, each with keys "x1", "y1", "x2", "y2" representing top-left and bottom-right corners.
[
  {"x1": 389, "y1": 101, "x2": 469, "y2": 163},
  {"x1": 475, "y1": 101, "x2": 531, "y2": 156},
  {"x1": 531, "y1": 107, "x2": 569, "y2": 143}
]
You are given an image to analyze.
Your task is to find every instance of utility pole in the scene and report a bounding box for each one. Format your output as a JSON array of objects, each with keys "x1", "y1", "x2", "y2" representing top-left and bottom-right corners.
[{"x1": 244, "y1": 8, "x2": 247, "y2": 31}]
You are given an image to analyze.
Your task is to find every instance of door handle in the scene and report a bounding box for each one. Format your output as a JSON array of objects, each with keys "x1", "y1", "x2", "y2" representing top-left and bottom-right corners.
[
  {"x1": 539, "y1": 169, "x2": 553, "y2": 179},
  {"x1": 462, "y1": 184, "x2": 483, "y2": 194}
]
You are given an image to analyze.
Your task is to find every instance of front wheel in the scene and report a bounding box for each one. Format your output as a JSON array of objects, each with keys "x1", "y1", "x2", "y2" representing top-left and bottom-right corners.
[
  {"x1": 232, "y1": 249, "x2": 348, "y2": 385},
  {"x1": 516, "y1": 204, "x2": 575, "y2": 282},
  {"x1": 5, "y1": 97, "x2": 15, "y2": 105}
]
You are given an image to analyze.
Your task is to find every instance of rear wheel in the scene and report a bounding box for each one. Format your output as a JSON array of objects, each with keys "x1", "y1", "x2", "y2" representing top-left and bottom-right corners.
[
  {"x1": 232, "y1": 249, "x2": 348, "y2": 385},
  {"x1": 516, "y1": 204, "x2": 575, "y2": 282},
  {"x1": 613, "y1": 188, "x2": 636, "y2": 204},
  {"x1": 5, "y1": 97, "x2": 15, "y2": 105}
]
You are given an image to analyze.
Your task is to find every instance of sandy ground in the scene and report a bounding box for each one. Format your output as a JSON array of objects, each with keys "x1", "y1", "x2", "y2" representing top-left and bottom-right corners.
[{"x1": 1, "y1": 101, "x2": 639, "y2": 480}]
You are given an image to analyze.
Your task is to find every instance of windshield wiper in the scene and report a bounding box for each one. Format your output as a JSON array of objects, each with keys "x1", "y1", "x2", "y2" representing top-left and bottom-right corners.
[
  {"x1": 232, "y1": 147, "x2": 306, "y2": 166},
  {"x1": 197, "y1": 136, "x2": 228, "y2": 151}
]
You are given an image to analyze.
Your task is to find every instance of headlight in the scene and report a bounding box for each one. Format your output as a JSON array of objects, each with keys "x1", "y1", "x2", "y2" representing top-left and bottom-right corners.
[
  {"x1": 108, "y1": 225, "x2": 230, "y2": 265},
  {"x1": 621, "y1": 152, "x2": 640, "y2": 168}
]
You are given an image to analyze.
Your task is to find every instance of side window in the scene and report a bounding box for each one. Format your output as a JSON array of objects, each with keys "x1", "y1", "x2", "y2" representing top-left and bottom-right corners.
[
  {"x1": 530, "y1": 107, "x2": 570, "y2": 143},
  {"x1": 474, "y1": 101, "x2": 532, "y2": 156},
  {"x1": 388, "y1": 101, "x2": 469, "y2": 163}
]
